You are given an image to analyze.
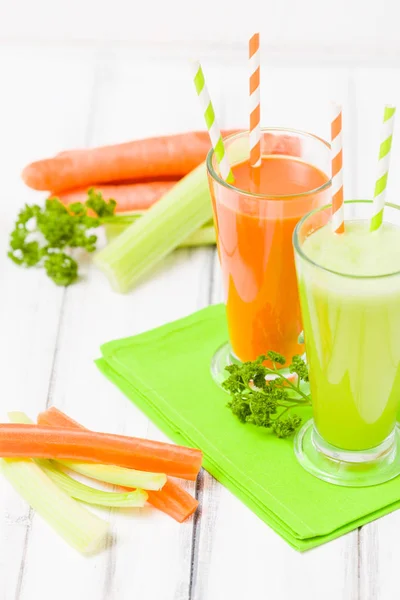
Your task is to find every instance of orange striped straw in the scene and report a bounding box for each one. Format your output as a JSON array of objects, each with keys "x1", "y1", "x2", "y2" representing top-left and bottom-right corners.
[
  {"x1": 249, "y1": 33, "x2": 261, "y2": 184},
  {"x1": 331, "y1": 103, "x2": 345, "y2": 233}
]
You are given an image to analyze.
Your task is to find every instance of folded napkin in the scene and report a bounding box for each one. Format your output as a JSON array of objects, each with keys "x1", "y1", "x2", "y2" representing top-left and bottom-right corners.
[{"x1": 96, "y1": 304, "x2": 400, "y2": 551}]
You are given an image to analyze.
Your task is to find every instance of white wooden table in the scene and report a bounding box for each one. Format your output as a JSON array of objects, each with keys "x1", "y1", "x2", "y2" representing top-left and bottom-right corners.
[{"x1": 1, "y1": 43, "x2": 400, "y2": 600}]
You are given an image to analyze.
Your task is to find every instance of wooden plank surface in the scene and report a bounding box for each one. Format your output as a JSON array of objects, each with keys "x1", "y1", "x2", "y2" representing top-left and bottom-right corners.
[
  {"x1": 354, "y1": 69, "x2": 400, "y2": 600},
  {"x1": 0, "y1": 46, "x2": 97, "y2": 600},
  {"x1": 0, "y1": 43, "x2": 400, "y2": 600},
  {"x1": 191, "y1": 65, "x2": 359, "y2": 600}
]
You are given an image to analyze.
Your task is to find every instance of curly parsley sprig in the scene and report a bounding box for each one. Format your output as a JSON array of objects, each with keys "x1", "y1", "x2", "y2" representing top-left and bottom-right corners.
[
  {"x1": 8, "y1": 189, "x2": 138, "y2": 287},
  {"x1": 223, "y1": 351, "x2": 311, "y2": 438}
]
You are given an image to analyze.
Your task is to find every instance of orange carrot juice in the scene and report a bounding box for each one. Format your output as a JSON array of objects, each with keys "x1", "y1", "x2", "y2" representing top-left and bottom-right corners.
[{"x1": 208, "y1": 130, "x2": 330, "y2": 363}]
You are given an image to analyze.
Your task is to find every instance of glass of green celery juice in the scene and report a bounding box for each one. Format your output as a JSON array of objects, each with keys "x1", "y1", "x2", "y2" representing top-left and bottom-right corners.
[{"x1": 293, "y1": 200, "x2": 400, "y2": 486}]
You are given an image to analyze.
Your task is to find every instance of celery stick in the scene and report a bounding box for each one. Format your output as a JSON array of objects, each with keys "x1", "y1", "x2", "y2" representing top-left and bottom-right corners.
[
  {"x1": 105, "y1": 219, "x2": 216, "y2": 247},
  {"x1": 94, "y1": 162, "x2": 212, "y2": 292},
  {"x1": 103, "y1": 213, "x2": 142, "y2": 242},
  {"x1": 178, "y1": 225, "x2": 216, "y2": 248},
  {"x1": 58, "y1": 460, "x2": 167, "y2": 491},
  {"x1": 0, "y1": 459, "x2": 109, "y2": 554},
  {"x1": 37, "y1": 461, "x2": 148, "y2": 508}
]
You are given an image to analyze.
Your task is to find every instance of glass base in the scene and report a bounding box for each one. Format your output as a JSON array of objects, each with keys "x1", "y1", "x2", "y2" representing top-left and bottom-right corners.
[
  {"x1": 210, "y1": 342, "x2": 295, "y2": 388},
  {"x1": 294, "y1": 419, "x2": 400, "y2": 487},
  {"x1": 210, "y1": 343, "x2": 240, "y2": 387}
]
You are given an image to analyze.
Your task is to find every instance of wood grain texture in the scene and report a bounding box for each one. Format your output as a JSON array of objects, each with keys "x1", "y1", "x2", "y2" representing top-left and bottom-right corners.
[
  {"x1": 354, "y1": 69, "x2": 400, "y2": 600},
  {"x1": 0, "y1": 43, "x2": 399, "y2": 600},
  {"x1": 190, "y1": 64, "x2": 360, "y2": 600},
  {"x1": 0, "y1": 46, "x2": 97, "y2": 600}
]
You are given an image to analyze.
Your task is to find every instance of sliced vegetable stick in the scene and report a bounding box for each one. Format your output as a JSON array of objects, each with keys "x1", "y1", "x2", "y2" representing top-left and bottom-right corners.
[
  {"x1": 93, "y1": 162, "x2": 212, "y2": 292},
  {"x1": 1, "y1": 458, "x2": 110, "y2": 554},
  {"x1": 54, "y1": 181, "x2": 178, "y2": 213},
  {"x1": 40, "y1": 461, "x2": 148, "y2": 508},
  {"x1": 37, "y1": 412, "x2": 167, "y2": 491},
  {"x1": 0, "y1": 423, "x2": 202, "y2": 480},
  {"x1": 147, "y1": 480, "x2": 198, "y2": 523},
  {"x1": 58, "y1": 461, "x2": 166, "y2": 492},
  {"x1": 22, "y1": 130, "x2": 238, "y2": 192},
  {"x1": 40, "y1": 407, "x2": 199, "y2": 522},
  {"x1": 104, "y1": 218, "x2": 216, "y2": 247},
  {"x1": 38, "y1": 407, "x2": 82, "y2": 429},
  {"x1": 7, "y1": 413, "x2": 148, "y2": 508}
]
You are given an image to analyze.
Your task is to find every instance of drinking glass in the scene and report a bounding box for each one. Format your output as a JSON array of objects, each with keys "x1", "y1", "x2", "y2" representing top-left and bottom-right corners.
[
  {"x1": 206, "y1": 128, "x2": 331, "y2": 384},
  {"x1": 294, "y1": 200, "x2": 400, "y2": 486}
]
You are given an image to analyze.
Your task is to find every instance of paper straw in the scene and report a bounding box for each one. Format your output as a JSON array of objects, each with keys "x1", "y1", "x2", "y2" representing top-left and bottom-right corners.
[
  {"x1": 331, "y1": 104, "x2": 345, "y2": 234},
  {"x1": 249, "y1": 33, "x2": 261, "y2": 175},
  {"x1": 370, "y1": 105, "x2": 396, "y2": 232},
  {"x1": 192, "y1": 62, "x2": 234, "y2": 183}
]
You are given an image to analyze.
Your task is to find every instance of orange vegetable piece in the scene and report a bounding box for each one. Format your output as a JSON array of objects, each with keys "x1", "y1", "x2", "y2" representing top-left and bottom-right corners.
[
  {"x1": 54, "y1": 181, "x2": 178, "y2": 213},
  {"x1": 39, "y1": 407, "x2": 199, "y2": 522},
  {"x1": 0, "y1": 422, "x2": 202, "y2": 481},
  {"x1": 22, "y1": 130, "x2": 238, "y2": 193}
]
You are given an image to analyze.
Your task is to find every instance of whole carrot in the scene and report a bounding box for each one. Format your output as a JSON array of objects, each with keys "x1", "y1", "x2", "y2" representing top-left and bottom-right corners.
[
  {"x1": 54, "y1": 181, "x2": 178, "y2": 213},
  {"x1": 0, "y1": 424, "x2": 202, "y2": 480},
  {"x1": 22, "y1": 130, "x2": 238, "y2": 193}
]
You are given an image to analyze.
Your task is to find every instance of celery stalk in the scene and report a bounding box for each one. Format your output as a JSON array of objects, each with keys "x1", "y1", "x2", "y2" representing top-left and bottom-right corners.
[
  {"x1": 37, "y1": 461, "x2": 148, "y2": 508},
  {"x1": 57, "y1": 460, "x2": 167, "y2": 491},
  {"x1": 103, "y1": 213, "x2": 142, "y2": 242},
  {"x1": 0, "y1": 459, "x2": 109, "y2": 554},
  {"x1": 179, "y1": 225, "x2": 216, "y2": 248},
  {"x1": 105, "y1": 219, "x2": 216, "y2": 247},
  {"x1": 94, "y1": 162, "x2": 212, "y2": 292}
]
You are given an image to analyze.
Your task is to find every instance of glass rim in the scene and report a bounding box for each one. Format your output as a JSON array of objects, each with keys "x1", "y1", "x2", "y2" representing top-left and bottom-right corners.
[
  {"x1": 294, "y1": 199, "x2": 400, "y2": 280},
  {"x1": 206, "y1": 127, "x2": 332, "y2": 200}
]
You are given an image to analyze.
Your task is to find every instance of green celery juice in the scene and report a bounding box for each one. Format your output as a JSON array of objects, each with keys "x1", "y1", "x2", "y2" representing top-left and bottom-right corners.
[{"x1": 297, "y1": 220, "x2": 400, "y2": 451}]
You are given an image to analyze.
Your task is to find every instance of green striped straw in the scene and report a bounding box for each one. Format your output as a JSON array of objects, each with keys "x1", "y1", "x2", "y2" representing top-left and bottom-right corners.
[
  {"x1": 370, "y1": 105, "x2": 396, "y2": 231},
  {"x1": 192, "y1": 61, "x2": 234, "y2": 183}
]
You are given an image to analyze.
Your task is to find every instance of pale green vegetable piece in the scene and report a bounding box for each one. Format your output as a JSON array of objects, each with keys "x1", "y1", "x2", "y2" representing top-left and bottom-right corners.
[
  {"x1": 0, "y1": 458, "x2": 109, "y2": 555},
  {"x1": 58, "y1": 460, "x2": 167, "y2": 491},
  {"x1": 179, "y1": 225, "x2": 216, "y2": 248},
  {"x1": 94, "y1": 162, "x2": 212, "y2": 292},
  {"x1": 38, "y1": 460, "x2": 148, "y2": 508},
  {"x1": 104, "y1": 218, "x2": 216, "y2": 248}
]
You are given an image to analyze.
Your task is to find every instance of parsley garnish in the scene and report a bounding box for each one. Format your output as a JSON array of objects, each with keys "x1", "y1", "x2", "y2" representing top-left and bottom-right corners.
[
  {"x1": 223, "y1": 351, "x2": 311, "y2": 438},
  {"x1": 8, "y1": 189, "x2": 137, "y2": 286}
]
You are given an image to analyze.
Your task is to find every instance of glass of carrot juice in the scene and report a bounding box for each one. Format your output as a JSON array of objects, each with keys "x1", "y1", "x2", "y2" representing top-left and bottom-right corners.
[{"x1": 206, "y1": 128, "x2": 331, "y2": 383}]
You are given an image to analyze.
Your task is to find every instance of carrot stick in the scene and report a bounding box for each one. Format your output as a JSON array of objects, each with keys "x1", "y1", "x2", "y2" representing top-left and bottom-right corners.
[
  {"x1": 0, "y1": 423, "x2": 202, "y2": 480},
  {"x1": 39, "y1": 407, "x2": 82, "y2": 429},
  {"x1": 39, "y1": 407, "x2": 199, "y2": 522},
  {"x1": 53, "y1": 181, "x2": 178, "y2": 213},
  {"x1": 146, "y1": 480, "x2": 198, "y2": 523},
  {"x1": 22, "y1": 130, "x2": 238, "y2": 193}
]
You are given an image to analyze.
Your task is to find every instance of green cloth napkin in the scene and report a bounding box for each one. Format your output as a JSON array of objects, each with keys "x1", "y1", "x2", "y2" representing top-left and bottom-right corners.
[{"x1": 96, "y1": 304, "x2": 400, "y2": 551}]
